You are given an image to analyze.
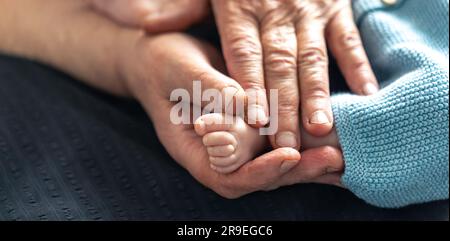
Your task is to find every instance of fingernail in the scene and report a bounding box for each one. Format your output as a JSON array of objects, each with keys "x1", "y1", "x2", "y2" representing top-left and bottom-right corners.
[
  {"x1": 276, "y1": 131, "x2": 297, "y2": 148},
  {"x1": 247, "y1": 105, "x2": 268, "y2": 125},
  {"x1": 280, "y1": 160, "x2": 298, "y2": 174},
  {"x1": 309, "y1": 111, "x2": 330, "y2": 125},
  {"x1": 362, "y1": 83, "x2": 379, "y2": 95}
]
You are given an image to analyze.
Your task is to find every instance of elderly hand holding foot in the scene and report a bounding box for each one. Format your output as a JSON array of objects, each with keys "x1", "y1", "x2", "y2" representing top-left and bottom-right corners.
[
  {"x1": 0, "y1": 0, "x2": 344, "y2": 200},
  {"x1": 0, "y1": 0, "x2": 448, "y2": 209},
  {"x1": 87, "y1": 0, "x2": 450, "y2": 207},
  {"x1": 91, "y1": 0, "x2": 379, "y2": 151},
  {"x1": 89, "y1": 0, "x2": 379, "y2": 182}
]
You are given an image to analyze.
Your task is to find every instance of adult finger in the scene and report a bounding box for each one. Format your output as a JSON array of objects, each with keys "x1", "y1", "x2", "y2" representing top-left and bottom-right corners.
[
  {"x1": 297, "y1": 23, "x2": 334, "y2": 136},
  {"x1": 275, "y1": 146, "x2": 344, "y2": 187},
  {"x1": 212, "y1": 0, "x2": 268, "y2": 126},
  {"x1": 261, "y1": 23, "x2": 300, "y2": 149},
  {"x1": 327, "y1": 7, "x2": 379, "y2": 95},
  {"x1": 156, "y1": 35, "x2": 247, "y2": 114}
]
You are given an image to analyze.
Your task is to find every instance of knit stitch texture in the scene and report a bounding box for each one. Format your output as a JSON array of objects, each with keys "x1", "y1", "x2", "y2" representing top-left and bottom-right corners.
[{"x1": 333, "y1": 0, "x2": 449, "y2": 208}]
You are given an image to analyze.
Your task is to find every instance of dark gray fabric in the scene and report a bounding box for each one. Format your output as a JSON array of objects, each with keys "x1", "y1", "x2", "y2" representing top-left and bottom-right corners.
[{"x1": 0, "y1": 54, "x2": 448, "y2": 221}]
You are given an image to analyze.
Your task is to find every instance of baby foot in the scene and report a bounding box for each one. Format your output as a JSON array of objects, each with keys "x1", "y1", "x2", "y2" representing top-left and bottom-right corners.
[{"x1": 194, "y1": 113, "x2": 267, "y2": 174}]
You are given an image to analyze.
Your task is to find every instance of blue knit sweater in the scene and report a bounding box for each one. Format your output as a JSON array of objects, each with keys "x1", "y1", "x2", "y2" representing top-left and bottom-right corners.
[{"x1": 332, "y1": 0, "x2": 449, "y2": 208}]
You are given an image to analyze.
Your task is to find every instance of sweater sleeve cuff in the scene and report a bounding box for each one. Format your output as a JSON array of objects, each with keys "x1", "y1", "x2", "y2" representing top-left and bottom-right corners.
[{"x1": 331, "y1": 82, "x2": 449, "y2": 208}]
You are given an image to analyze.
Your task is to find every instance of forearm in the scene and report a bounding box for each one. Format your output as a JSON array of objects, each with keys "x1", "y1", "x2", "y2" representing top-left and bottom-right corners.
[{"x1": 0, "y1": 0, "x2": 141, "y2": 96}]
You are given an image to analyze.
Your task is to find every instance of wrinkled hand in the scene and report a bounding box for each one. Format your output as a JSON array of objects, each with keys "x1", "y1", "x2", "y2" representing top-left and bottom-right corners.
[
  {"x1": 119, "y1": 33, "x2": 344, "y2": 198},
  {"x1": 90, "y1": 0, "x2": 209, "y2": 32},
  {"x1": 212, "y1": 0, "x2": 379, "y2": 150}
]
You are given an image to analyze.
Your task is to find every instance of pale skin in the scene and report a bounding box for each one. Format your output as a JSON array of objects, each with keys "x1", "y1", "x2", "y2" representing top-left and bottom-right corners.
[
  {"x1": 194, "y1": 112, "x2": 339, "y2": 174},
  {"x1": 0, "y1": 0, "x2": 344, "y2": 199}
]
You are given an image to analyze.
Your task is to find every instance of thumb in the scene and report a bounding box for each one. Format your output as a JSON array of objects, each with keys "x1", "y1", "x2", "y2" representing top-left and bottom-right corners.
[
  {"x1": 191, "y1": 66, "x2": 247, "y2": 116},
  {"x1": 216, "y1": 147, "x2": 301, "y2": 199},
  {"x1": 279, "y1": 146, "x2": 344, "y2": 186},
  {"x1": 166, "y1": 40, "x2": 247, "y2": 116}
]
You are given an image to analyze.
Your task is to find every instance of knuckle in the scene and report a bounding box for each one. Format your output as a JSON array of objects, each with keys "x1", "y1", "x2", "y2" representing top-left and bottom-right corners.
[
  {"x1": 306, "y1": 88, "x2": 330, "y2": 100},
  {"x1": 277, "y1": 89, "x2": 300, "y2": 114},
  {"x1": 264, "y1": 50, "x2": 297, "y2": 75},
  {"x1": 228, "y1": 35, "x2": 262, "y2": 61},
  {"x1": 298, "y1": 46, "x2": 328, "y2": 69},
  {"x1": 338, "y1": 30, "x2": 362, "y2": 51},
  {"x1": 350, "y1": 60, "x2": 370, "y2": 73},
  {"x1": 278, "y1": 103, "x2": 299, "y2": 116},
  {"x1": 241, "y1": 77, "x2": 265, "y2": 90},
  {"x1": 229, "y1": 44, "x2": 260, "y2": 61},
  {"x1": 303, "y1": 81, "x2": 329, "y2": 99}
]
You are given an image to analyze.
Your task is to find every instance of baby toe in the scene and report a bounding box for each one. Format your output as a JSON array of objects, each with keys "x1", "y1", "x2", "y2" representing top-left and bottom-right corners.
[
  {"x1": 209, "y1": 155, "x2": 239, "y2": 168},
  {"x1": 194, "y1": 113, "x2": 233, "y2": 136},
  {"x1": 202, "y1": 131, "x2": 237, "y2": 147},
  {"x1": 207, "y1": 145, "x2": 235, "y2": 157}
]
